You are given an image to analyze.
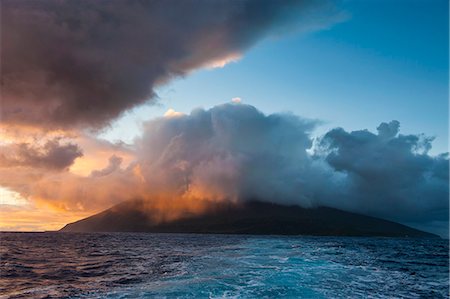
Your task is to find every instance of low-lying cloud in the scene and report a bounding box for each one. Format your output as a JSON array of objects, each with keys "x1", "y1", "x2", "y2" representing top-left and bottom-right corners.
[
  {"x1": 2, "y1": 103, "x2": 447, "y2": 235},
  {"x1": 135, "y1": 104, "x2": 449, "y2": 231}
]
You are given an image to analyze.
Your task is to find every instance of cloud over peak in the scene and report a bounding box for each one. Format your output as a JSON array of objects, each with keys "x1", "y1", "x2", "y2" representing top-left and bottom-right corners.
[{"x1": 1, "y1": 103, "x2": 448, "y2": 235}]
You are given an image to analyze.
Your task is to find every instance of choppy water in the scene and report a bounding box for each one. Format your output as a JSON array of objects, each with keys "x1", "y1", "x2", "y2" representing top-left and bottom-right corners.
[{"x1": 0, "y1": 233, "x2": 448, "y2": 298}]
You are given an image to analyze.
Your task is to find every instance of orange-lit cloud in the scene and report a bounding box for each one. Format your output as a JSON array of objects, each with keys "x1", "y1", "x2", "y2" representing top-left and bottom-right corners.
[
  {"x1": 70, "y1": 134, "x2": 134, "y2": 176},
  {"x1": 0, "y1": 103, "x2": 448, "y2": 236},
  {"x1": 0, "y1": 126, "x2": 140, "y2": 231},
  {"x1": 202, "y1": 52, "x2": 242, "y2": 69},
  {"x1": 163, "y1": 109, "x2": 185, "y2": 118}
]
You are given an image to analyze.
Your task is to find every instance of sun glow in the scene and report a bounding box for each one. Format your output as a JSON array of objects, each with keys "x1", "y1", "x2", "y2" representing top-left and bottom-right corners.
[
  {"x1": 0, "y1": 187, "x2": 92, "y2": 231},
  {"x1": 0, "y1": 187, "x2": 28, "y2": 206}
]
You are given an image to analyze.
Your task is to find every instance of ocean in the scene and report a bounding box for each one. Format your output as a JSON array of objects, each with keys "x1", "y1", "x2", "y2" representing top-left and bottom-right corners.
[{"x1": 0, "y1": 232, "x2": 448, "y2": 298}]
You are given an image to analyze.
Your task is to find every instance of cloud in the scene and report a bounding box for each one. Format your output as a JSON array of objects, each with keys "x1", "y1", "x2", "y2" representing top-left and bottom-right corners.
[
  {"x1": 0, "y1": 138, "x2": 83, "y2": 170},
  {"x1": 0, "y1": 159, "x2": 143, "y2": 213},
  {"x1": 0, "y1": 104, "x2": 322, "y2": 222},
  {"x1": 135, "y1": 105, "x2": 449, "y2": 235},
  {"x1": 0, "y1": 103, "x2": 447, "y2": 236},
  {"x1": 319, "y1": 122, "x2": 449, "y2": 227},
  {"x1": 135, "y1": 103, "x2": 320, "y2": 204},
  {"x1": 164, "y1": 109, "x2": 185, "y2": 118},
  {"x1": 3, "y1": 0, "x2": 443, "y2": 235},
  {"x1": 1, "y1": 0, "x2": 344, "y2": 129},
  {"x1": 90, "y1": 155, "x2": 123, "y2": 178},
  {"x1": 0, "y1": 133, "x2": 138, "y2": 213}
]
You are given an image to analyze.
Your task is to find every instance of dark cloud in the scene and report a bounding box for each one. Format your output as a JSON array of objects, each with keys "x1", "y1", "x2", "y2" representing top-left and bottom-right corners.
[
  {"x1": 1, "y1": 0, "x2": 342, "y2": 129},
  {"x1": 0, "y1": 138, "x2": 83, "y2": 170},
  {"x1": 320, "y1": 122, "x2": 449, "y2": 232},
  {"x1": 377, "y1": 120, "x2": 400, "y2": 140}
]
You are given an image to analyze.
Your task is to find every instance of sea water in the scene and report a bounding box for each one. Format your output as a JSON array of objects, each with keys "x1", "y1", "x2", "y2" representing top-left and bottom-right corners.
[{"x1": 0, "y1": 232, "x2": 448, "y2": 298}]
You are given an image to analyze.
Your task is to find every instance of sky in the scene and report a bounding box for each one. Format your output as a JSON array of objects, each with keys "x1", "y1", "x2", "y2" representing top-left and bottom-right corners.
[{"x1": 1, "y1": 0, "x2": 448, "y2": 236}]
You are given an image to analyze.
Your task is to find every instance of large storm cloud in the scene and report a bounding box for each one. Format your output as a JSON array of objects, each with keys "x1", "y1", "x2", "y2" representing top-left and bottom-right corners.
[
  {"x1": 1, "y1": 0, "x2": 342, "y2": 129},
  {"x1": 6, "y1": 103, "x2": 446, "y2": 234},
  {"x1": 134, "y1": 104, "x2": 448, "y2": 230},
  {"x1": 135, "y1": 104, "x2": 320, "y2": 204}
]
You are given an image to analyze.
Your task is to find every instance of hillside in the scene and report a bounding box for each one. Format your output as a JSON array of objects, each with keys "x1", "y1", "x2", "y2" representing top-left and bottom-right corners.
[{"x1": 61, "y1": 200, "x2": 438, "y2": 237}]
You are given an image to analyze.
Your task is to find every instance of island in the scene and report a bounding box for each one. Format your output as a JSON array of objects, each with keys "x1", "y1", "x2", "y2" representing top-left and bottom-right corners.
[{"x1": 60, "y1": 200, "x2": 438, "y2": 237}]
